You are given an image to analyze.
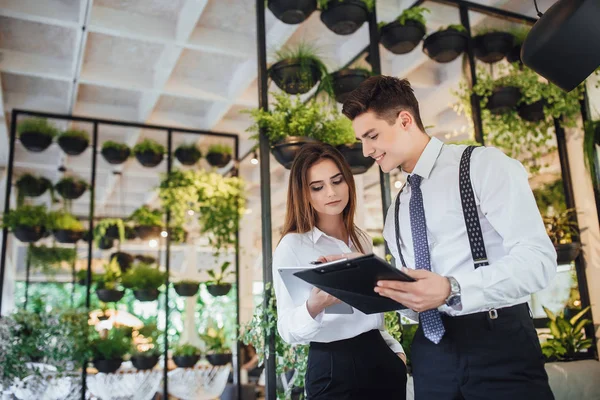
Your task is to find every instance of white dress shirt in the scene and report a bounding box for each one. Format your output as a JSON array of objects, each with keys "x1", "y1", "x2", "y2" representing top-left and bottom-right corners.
[
  {"x1": 272, "y1": 227, "x2": 404, "y2": 354},
  {"x1": 383, "y1": 137, "x2": 557, "y2": 317}
]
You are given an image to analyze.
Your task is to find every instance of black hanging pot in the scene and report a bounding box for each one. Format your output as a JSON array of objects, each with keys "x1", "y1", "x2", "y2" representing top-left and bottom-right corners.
[
  {"x1": 556, "y1": 242, "x2": 581, "y2": 265},
  {"x1": 331, "y1": 69, "x2": 371, "y2": 104},
  {"x1": 206, "y1": 283, "x2": 232, "y2": 297},
  {"x1": 174, "y1": 147, "x2": 201, "y2": 166},
  {"x1": 269, "y1": 59, "x2": 322, "y2": 95},
  {"x1": 19, "y1": 132, "x2": 53, "y2": 152},
  {"x1": 135, "y1": 254, "x2": 157, "y2": 264},
  {"x1": 58, "y1": 136, "x2": 89, "y2": 156},
  {"x1": 423, "y1": 28, "x2": 468, "y2": 63},
  {"x1": 55, "y1": 180, "x2": 87, "y2": 200},
  {"x1": 53, "y1": 229, "x2": 84, "y2": 244},
  {"x1": 268, "y1": 0, "x2": 316, "y2": 24},
  {"x1": 97, "y1": 236, "x2": 114, "y2": 250},
  {"x1": 125, "y1": 226, "x2": 137, "y2": 240},
  {"x1": 135, "y1": 150, "x2": 163, "y2": 168},
  {"x1": 206, "y1": 353, "x2": 233, "y2": 366},
  {"x1": 320, "y1": 0, "x2": 368, "y2": 36},
  {"x1": 13, "y1": 225, "x2": 46, "y2": 243},
  {"x1": 337, "y1": 142, "x2": 375, "y2": 174},
  {"x1": 506, "y1": 44, "x2": 522, "y2": 64},
  {"x1": 101, "y1": 147, "x2": 130, "y2": 165},
  {"x1": 93, "y1": 358, "x2": 123, "y2": 374},
  {"x1": 135, "y1": 225, "x2": 162, "y2": 240},
  {"x1": 16, "y1": 176, "x2": 51, "y2": 197},
  {"x1": 174, "y1": 282, "x2": 200, "y2": 297},
  {"x1": 104, "y1": 225, "x2": 122, "y2": 240},
  {"x1": 205, "y1": 152, "x2": 232, "y2": 168},
  {"x1": 133, "y1": 289, "x2": 160, "y2": 302},
  {"x1": 271, "y1": 136, "x2": 318, "y2": 169},
  {"x1": 486, "y1": 86, "x2": 521, "y2": 115},
  {"x1": 131, "y1": 354, "x2": 159, "y2": 370},
  {"x1": 380, "y1": 20, "x2": 426, "y2": 55},
  {"x1": 96, "y1": 289, "x2": 124, "y2": 303},
  {"x1": 474, "y1": 32, "x2": 514, "y2": 64},
  {"x1": 173, "y1": 355, "x2": 200, "y2": 368},
  {"x1": 518, "y1": 99, "x2": 546, "y2": 122},
  {"x1": 110, "y1": 251, "x2": 134, "y2": 273}
]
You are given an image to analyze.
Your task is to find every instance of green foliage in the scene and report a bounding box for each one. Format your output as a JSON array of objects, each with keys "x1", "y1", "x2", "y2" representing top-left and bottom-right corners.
[
  {"x1": 316, "y1": 114, "x2": 357, "y2": 146},
  {"x1": 131, "y1": 323, "x2": 161, "y2": 356},
  {"x1": 400, "y1": 324, "x2": 418, "y2": 367},
  {"x1": 129, "y1": 205, "x2": 163, "y2": 227},
  {"x1": 169, "y1": 225, "x2": 186, "y2": 243},
  {"x1": 543, "y1": 208, "x2": 580, "y2": 246},
  {"x1": 121, "y1": 262, "x2": 167, "y2": 290},
  {"x1": 207, "y1": 143, "x2": 232, "y2": 156},
  {"x1": 397, "y1": 6, "x2": 429, "y2": 26},
  {"x1": 443, "y1": 24, "x2": 466, "y2": 32},
  {"x1": 507, "y1": 26, "x2": 530, "y2": 46},
  {"x1": 533, "y1": 179, "x2": 566, "y2": 215},
  {"x1": 473, "y1": 26, "x2": 509, "y2": 36},
  {"x1": 176, "y1": 279, "x2": 200, "y2": 285},
  {"x1": 176, "y1": 143, "x2": 201, "y2": 156},
  {"x1": 90, "y1": 327, "x2": 131, "y2": 361},
  {"x1": 93, "y1": 218, "x2": 125, "y2": 245},
  {"x1": 173, "y1": 343, "x2": 201, "y2": 357},
  {"x1": 317, "y1": 0, "x2": 374, "y2": 11},
  {"x1": 133, "y1": 138, "x2": 165, "y2": 155},
  {"x1": 372, "y1": 236, "x2": 385, "y2": 246},
  {"x1": 59, "y1": 129, "x2": 89, "y2": 141},
  {"x1": 15, "y1": 174, "x2": 53, "y2": 205},
  {"x1": 48, "y1": 210, "x2": 84, "y2": 231},
  {"x1": 17, "y1": 118, "x2": 59, "y2": 138},
  {"x1": 207, "y1": 261, "x2": 232, "y2": 286},
  {"x1": 200, "y1": 321, "x2": 231, "y2": 353},
  {"x1": 96, "y1": 258, "x2": 122, "y2": 291},
  {"x1": 541, "y1": 306, "x2": 593, "y2": 360},
  {"x1": 1, "y1": 204, "x2": 48, "y2": 229},
  {"x1": 102, "y1": 141, "x2": 129, "y2": 152},
  {"x1": 583, "y1": 121, "x2": 600, "y2": 190},
  {"x1": 384, "y1": 312, "x2": 402, "y2": 343},
  {"x1": 273, "y1": 41, "x2": 329, "y2": 94},
  {"x1": 28, "y1": 244, "x2": 76, "y2": 275}
]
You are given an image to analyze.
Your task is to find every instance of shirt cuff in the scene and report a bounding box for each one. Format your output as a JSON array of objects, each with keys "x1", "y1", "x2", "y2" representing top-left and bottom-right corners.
[
  {"x1": 292, "y1": 301, "x2": 324, "y2": 337},
  {"x1": 453, "y1": 268, "x2": 485, "y2": 315}
]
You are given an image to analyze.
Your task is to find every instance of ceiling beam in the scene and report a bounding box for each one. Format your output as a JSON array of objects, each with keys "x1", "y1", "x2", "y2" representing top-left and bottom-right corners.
[
  {"x1": 0, "y1": 0, "x2": 81, "y2": 29},
  {"x1": 67, "y1": 0, "x2": 93, "y2": 114}
]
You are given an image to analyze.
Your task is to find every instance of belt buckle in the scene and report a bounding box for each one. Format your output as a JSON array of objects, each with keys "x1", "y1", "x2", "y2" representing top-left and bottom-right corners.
[{"x1": 488, "y1": 309, "x2": 498, "y2": 320}]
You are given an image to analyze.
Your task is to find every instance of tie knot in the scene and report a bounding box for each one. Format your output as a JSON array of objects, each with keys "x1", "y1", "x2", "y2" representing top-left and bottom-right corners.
[{"x1": 408, "y1": 174, "x2": 422, "y2": 188}]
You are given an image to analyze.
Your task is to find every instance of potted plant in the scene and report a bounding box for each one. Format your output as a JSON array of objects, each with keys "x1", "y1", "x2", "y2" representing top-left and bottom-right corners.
[
  {"x1": 206, "y1": 261, "x2": 233, "y2": 297},
  {"x1": 379, "y1": 7, "x2": 429, "y2": 55},
  {"x1": 28, "y1": 244, "x2": 76, "y2": 276},
  {"x1": 15, "y1": 174, "x2": 52, "y2": 199},
  {"x1": 135, "y1": 254, "x2": 157, "y2": 264},
  {"x1": 268, "y1": 0, "x2": 316, "y2": 24},
  {"x1": 55, "y1": 177, "x2": 88, "y2": 201},
  {"x1": 1, "y1": 204, "x2": 48, "y2": 242},
  {"x1": 129, "y1": 205, "x2": 163, "y2": 240},
  {"x1": 130, "y1": 323, "x2": 161, "y2": 370},
  {"x1": 201, "y1": 324, "x2": 233, "y2": 366},
  {"x1": 94, "y1": 218, "x2": 126, "y2": 248},
  {"x1": 90, "y1": 327, "x2": 131, "y2": 373},
  {"x1": 121, "y1": 262, "x2": 167, "y2": 302},
  {"x1": 48, "y1": 210, "x2": 84, "y2": 243},
  {"x1": 423, "y1": 24, "x2": 468, "y2": 63},
  {"x1": 245, "y1": 92, "x2": 323, "y2": 169},
  {"x1": 326, "y1": 67, "x2": 371, "y2": 104},
  {"x1": 76, "y1": 268, "x2": 101, "y2": 286},
  {"x1": 541, "y1": 306, "x2": 593, "y2": 362},
  {"x1": 133, "y1": 138, "x2": 165, "y2": 168},
  {"x1": 473, "y1": 27, "x2": 514, "y2": 64},
  {"x1": 318, "y1": 0, "x2": 373, "y2": 36},
  {"x1": 544, "y1": 208, "x2": 581, "y2": 265},
  {"x1": 506, "y1": 26, "x2": 530, "y2": 64},
  {"x1": 169, "y1": 225, "x2": 187, "y2": 244},
  {"x1": 268, "y1": 42, "x2": 328, "y2": 95},
  {"x1": 110, "y1": 251, "x2": 134, "y2": 273},
  {"x1": 174, "y1": 143, "x2": 202, "y2": 165},
  {"x1": 57, "y1": 129, "x2": 89, "y2": 155},
  {"x1": 101, "y1": 141, "x2": 131, "y2": 165},
  {"x1": 172, "y1": 343, "x2": 202, "y2": 368},
  {"x1": 174, "y1": 279, "x2": 200, "y2": 297},
  {"x1": 583, "y1": 120, "x2": 600, "y2": 190},
  {"x1": 205, "y1": 144, "x2": 233, "y2": 168},
  {"x1": 96, "y1": 258, "x2": 124, "y2": 303},
  {"x1": 17, "y1": 118, "x2": 59, "y2": 152}
]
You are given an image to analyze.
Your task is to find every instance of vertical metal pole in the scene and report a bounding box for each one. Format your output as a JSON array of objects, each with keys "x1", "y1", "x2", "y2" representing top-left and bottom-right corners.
[
  {"x1": 459, "y1": 4, "x2": 485, "y2": 145},
  {"x1": 580, "y1": 88, "x2": 600, "y2": 227},
  {"x1": 71, "y1": 244, "x2": 77, "y2": 308},
  {"x1": 81, "y1": 121, "x2": 98, "y2": 400},
  {"x1": 0, "y1": 109, "x2": 18, "y2": 317},
  {"x1": 233, "y1": 138, "x2": 242, "y2": 399},
  {"x1": 24, "y1": 245, "x2": 31, "y2": 309},
  {"x1": 163, "y1": 130, "x2": 172, "y2": 400},
  {"x1": 554, "y1": 118, "x2": 597, "y2": 357},
  {"x1": 255, "y1": 0, "x2": 276, "y2": 398}
]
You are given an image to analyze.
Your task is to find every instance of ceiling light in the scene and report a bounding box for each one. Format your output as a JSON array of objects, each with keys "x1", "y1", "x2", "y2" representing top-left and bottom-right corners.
[
  {"x1": 160, "y1": 231, "x2": 168, "y2": 238},
  {"x1": 251, "y1": 151, "x2": 258, "y2": 165},
  {"x1": 187, "y1": 209, "x2": 195, "y2": 216},
  {"x1": 149, "y1": 239, "x2": 158, "y2": 248},
  {"x1": 394, "y1": 180, "x2": 402, "y2": 189}
]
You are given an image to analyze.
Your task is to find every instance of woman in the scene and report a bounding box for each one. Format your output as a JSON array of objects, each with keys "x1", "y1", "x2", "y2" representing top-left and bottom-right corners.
[{"x1": 272, "y1": 142, "x2": 407, "y2": 399}]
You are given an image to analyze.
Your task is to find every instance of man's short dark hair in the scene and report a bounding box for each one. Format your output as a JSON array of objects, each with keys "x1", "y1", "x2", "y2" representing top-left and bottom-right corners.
[{"x1": 342, "y1": 75, "x2": 426, "y2": 132}]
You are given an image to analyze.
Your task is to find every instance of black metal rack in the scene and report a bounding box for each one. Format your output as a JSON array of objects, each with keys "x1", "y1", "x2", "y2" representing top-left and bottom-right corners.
[{"x1": 0, "y1": 108, "x2": 242, "y2": 400}]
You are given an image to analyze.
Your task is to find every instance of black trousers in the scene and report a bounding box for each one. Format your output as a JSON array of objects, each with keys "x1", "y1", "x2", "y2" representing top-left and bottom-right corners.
[
  {"x1": 306, "y1": 329, "x2": 407, "y2": 399},
  {"x1": 412, "y1": 303, "x2": 554, "y2": 400}
]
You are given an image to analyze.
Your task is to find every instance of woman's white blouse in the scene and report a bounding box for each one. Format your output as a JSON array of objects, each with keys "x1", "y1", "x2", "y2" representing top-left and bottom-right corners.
[{"x1": 272, "y1": 227, "x2": 404, "y2": 354}]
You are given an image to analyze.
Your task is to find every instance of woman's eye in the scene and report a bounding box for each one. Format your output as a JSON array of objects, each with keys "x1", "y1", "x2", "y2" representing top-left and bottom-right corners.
[
  {"x1": 332, "y1": 179, "x2": 343, "y2": 185},
  {"x1": 311, "y1": 186, "x2": 323, "y2": 192},
  {"x1": 369, "y1": 134, "x2": 378, "y2": 140}
]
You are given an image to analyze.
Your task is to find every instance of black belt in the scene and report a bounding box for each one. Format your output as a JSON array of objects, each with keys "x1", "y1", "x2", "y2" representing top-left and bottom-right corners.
[
  {"x1": 439, "y1": 303, "x2": 531, "y2": 330},
  {"x1": 309, "y1": 329, "x2": 380, "y2": 350}
]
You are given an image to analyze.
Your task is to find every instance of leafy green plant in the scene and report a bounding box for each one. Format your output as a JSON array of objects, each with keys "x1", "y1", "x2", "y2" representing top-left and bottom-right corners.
[
  {"x1": 131, "y1": 323, "x2": 161, "y2": 356},
  {"x1": 372, "y1": 236, "x2": 385, "y2": 246},
  {"x1": 207, "y1": 261, "x2": 232, "y2": 286},
  {"x1": 102, "y1": 141, "x2": 129, "y2": 152},
  {"x1": 384, "y1": 311, "x2": 402, "y2": 342},
  {"x1": 443, "y1": 24, "x2": 466, "y2": 32},
  {"x1": 28, "y1": 245, "x2": 76, "y2": 275},
  {"x1": 129, "y1": 205, "x2": 163, "y2": 227},
  {"x1": 176, "y1": 143, "x2": 201, "y2": 156},
  {"x1": 173, "y1": 343, "x2": 201, "y2": 357},
  {"x1": 17, "y1": 118, "x2": 59, "y2": 138},
  {"x1": 207, "y1": 143, "x2": 232, "y2": 156},
  {"x1": 94, "y1": 218, "x2": 125, "y2": 245},
  {"x1": 15, "y1": 174, "x2": 54, "y2": 205},
  {"x1": 200, "y1": 322, "x2": 231, "y2": 354},
  {"x1": 315, "y1": 114, "x2": 356, "y2": 146},
  {"x1": 133, "y1": 138, "x2": 165, "y2": 155},
  {"x1": 176, "y1": 279, "x2": 200, "y2": 285},
  {"x1": 1, "y1": 204, "x2": 48, "y2": 229},
  {"x1": 58, "y1": 129, "x2": 89, "y2": 141},
  {"x1": 543, "y1": 208, "x2": 580, "y2": 246},
  {"x1": 541, "y1": 306, "x2": 593, "y2": 360},
  {"x1": 473, "y1": 26, "x2": 508, "y2": 36},
  {"x1": 533, "y1": 179, "x2": 566, "y2": 216},
  {"x1": 96, "y1": 258, "x2": 122, "y2": 291},
  {"x1": 396, "y1": 6, "x2": 429, "y2": 26},
  {"x1": 90, "y1": 327, "x2": 131, "y2": 361},
  {"x1": 48, "y1": 210, "x2": 84, "y2": 231},
  {"x1": 76, "y1": 269, "x2": 101, "y2": 285},
  {"x1": 272, "y1": 41, "x2": 329, "y2": 93},
  {"x1": 317, "y1": 0, "x2": 374, "y2": 11},
  {"x1": 121, "y1": 263, "x2": 166, "y2": 290},
  {"x1": 583, "y1": 121, "x2": 600, "y2": 190},
  {"x1": 169, "y1": 225, "x2": 186, "y2": 243}
]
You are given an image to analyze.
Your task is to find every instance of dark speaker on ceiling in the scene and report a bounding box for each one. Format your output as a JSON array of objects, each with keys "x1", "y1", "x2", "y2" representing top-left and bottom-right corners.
[{"x1": 521, "y1": 0, "x2": 600, "y2": 92}]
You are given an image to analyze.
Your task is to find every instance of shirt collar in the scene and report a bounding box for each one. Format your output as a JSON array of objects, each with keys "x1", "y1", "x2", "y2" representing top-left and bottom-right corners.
[
  {"x1": 309, "y1": 226, "x2": 352, "y2": 248},
  {"x1": 403, "y1": 136, "x2": 443, "y2": 180}
]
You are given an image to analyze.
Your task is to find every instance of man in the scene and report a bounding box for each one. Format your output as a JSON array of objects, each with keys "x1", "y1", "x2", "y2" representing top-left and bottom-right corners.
[{"x1": 322, "y1": 76, "x2": 557, "y2": 399}]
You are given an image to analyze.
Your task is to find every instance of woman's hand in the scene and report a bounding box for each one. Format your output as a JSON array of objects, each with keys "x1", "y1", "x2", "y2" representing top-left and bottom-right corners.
[
  {"x1": 306, "y1": 287, "x2": 341, "y2": 318},
  {"x1": 316, "y1": 252, "x2": 363, "y2": 263}
]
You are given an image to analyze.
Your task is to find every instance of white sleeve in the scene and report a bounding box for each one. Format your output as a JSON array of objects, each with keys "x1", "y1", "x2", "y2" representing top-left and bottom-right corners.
[
  {"x1": 272, "y1": 238, "x2": 323, "y2": 345},
  {"x1": 379, "y1": 329, "x2": 405, "y2": 354}
]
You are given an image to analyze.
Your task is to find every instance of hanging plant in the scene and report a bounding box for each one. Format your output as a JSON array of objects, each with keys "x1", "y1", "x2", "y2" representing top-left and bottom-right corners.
[
  {"x1": 269, "y1": 42, "x2": 328, "y2": 95},
  {"x1": 318, "y1": 0, "x2": 373, "y2": 35},
  {"x1": 172, "y1": 344, "x2": 201, "y2": 368},
  {"x1": 130, "y1": 323, "x2": 161, "y2": 370},
  {"x1": 1, "y1": 204, "x2": 48, "y2": 243},
  {"x1": 174, "y1": 143, "x2": 202, "y2": 166},
  {"x1": 505, "y1": 26, "x2": 530, "y2": 64},
  {"x1": 543, "y1": 208, "x2": 582, "y2": 265},
  {"x1": 323, "y1": 67, "x2": 371, "y2": 104},
  {"x1": 90, "y1": 326, "x2": 131, "y2": 373},
  {"x1": 206, "y1": 261, "x2": 233, "y2": 297},
  {"x1": 133, "y1": 139, "x2": 165, "y2": 168},
  {"x1": 27, "y1": 244, "x2": 76, "y2": 276},
  {"x1": 94, "y1": 218, "x2": 125, "y2": 248},
  {"x1": 205, "y1": 144, "x2": 233, "y2": 168},
  {"x1": 48, "y1": 210, "x2": 84, "y2": 243},
  {"x1": 129, "y1": 205, "x2": 163, "y2": 240},
  {"x1": 379, "y1": 7, "x2": 429, "y2": 55},
  {"x1": 55, "y1": 177, "x2": 88, "y2": 201},
  {"x1": 57, "y1": 129, "x2": 89, "y2": 156},
  {"x1": 472, "y1": 27, "x2": 514, "y2": 64},
  {"x1": 101, "y1": 141, "x2": 131, "y2": 165},
  {"x1": 423, "y1": 24, "x2": 468, "y2": 63},
  {"x1": 583, "y1": 121, "x2": 600, "y2": 190},
  {"x1": 121, "y1": 262, "x2": 166, "y2": 302},
  {"x1": 200, "y1": 322, "x2": 232, "y2": 366},
  {"x1": 15, "y1": 174, "x2": 53, "y2": 206},
  {"x1": 110, "y1": 251, "x2": 134, "y2": 273},
  {"x1": 96, "y1": 258, "x2": 124, "y2": 303},
  {"x1": 173, "y1": 279, "x2": 200, "y2": 297},
  {"x1": 17, "y1": 118, "x2": 59, "y2": 152},
  {"x1": 269, "y1": 0, "x2": 316, "y2": 24}
]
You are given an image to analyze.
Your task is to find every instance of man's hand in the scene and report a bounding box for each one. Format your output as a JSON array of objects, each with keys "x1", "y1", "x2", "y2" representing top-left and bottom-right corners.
[
  {"x1": 374, "y1": 268, "x2": 450, "y2": 312},
  {"x1": 316, "y1": 252, "x2": 363, "y2": 263},
  {"x1": 306, "y1": 287, "x2": 341, "y2": 318},
  {"x1": 397, "y1": 352, "x2": 407, "y2": 365}
]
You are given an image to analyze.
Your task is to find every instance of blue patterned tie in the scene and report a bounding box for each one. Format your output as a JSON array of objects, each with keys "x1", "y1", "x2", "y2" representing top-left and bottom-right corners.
[{"x1": 408, "y1": 174, "x2": 445, "y2": 344}]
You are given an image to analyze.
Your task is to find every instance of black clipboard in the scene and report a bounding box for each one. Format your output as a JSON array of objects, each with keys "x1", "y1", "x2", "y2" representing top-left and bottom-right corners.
[{"x1": 293, "y1": 253, "x2": 415, "y2": 315}]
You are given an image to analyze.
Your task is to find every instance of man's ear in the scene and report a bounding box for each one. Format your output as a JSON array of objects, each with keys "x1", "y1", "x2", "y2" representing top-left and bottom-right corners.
[{"x1": 397, "y1": 111, "x2": 413, "y2": 129}]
